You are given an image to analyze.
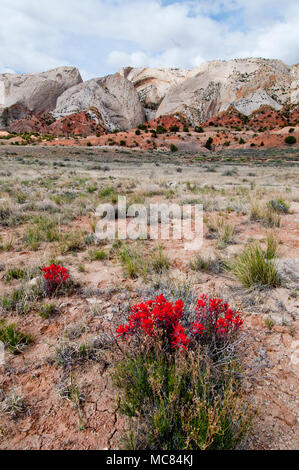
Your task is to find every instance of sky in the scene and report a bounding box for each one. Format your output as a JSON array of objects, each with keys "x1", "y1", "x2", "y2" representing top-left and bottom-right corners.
[{"x1": 0, "y1": 0, "x2": 298, "y2": 80}]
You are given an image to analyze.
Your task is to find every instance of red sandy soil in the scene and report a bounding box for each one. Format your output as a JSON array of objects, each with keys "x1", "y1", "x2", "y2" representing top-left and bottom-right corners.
[{"x1": 1, "y1": 106, "x2": 299, "y2": 152}]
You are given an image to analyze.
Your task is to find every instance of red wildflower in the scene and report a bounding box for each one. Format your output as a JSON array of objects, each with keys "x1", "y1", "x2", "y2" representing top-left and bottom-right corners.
[
  {"x1": 171, "y1": 324, "x2": 190, "y2": 350},
  {"x1": 42, "y1": 264, "x2": 69, "y2": 293}
]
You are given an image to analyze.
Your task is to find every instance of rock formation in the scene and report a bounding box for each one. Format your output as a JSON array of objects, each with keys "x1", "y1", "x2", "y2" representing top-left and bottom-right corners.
[
  {"x1": 53, "y1": 73, "x2": 145, "y2": 131},
  {"x1": 0, "y1": 67, "x2": 82, "y2": 127},
  {"x1": 1, "y1": 58, "x2": 298, "y2": 134},
  {"x1": 119, "y1": 67, "x2": 191, "y2": 119},
  {"x1": 156, "y1": 58, "x2": 298, "y2": 125}
]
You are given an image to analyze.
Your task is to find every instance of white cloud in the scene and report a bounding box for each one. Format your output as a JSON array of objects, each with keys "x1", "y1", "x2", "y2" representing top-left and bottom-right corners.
[{"x1": 0, "y1": 0, "x2": 298, "y2": 79}]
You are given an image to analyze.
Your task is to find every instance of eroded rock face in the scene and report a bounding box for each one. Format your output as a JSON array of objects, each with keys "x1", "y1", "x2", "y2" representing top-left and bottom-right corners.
[
  {"x1": 0, "y1": 67, "x2": 82, "y2": 127},
  {"x1": 119, "y1": 67, "x2": 191, "y2": 120},
  {"x1": 53, "y1": 73, "x2": 145, "y2": 131},
  {"x1": 157, "y1": 58, "x2": 295, "y2": 125}
]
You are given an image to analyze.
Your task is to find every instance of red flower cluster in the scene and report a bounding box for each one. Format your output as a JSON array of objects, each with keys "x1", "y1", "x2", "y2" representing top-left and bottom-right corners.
[
  {"x1": 116, "y1": 294, "x2": 243, "y2": 351},
  {"x1": 42, "y1": 264, "x2": 69, "y2": 293},
  {"x1": 195, "y1": 294, "x2": 243, "y2": 337},
  {"x1": 116, "y1": 294, "x2": 184, "y2": 344}
]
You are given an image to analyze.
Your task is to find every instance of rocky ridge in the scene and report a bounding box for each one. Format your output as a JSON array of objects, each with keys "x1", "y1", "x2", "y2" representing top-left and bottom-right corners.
[{"x1": 0, "y1": 58, "x2": 299, "y2": 135}]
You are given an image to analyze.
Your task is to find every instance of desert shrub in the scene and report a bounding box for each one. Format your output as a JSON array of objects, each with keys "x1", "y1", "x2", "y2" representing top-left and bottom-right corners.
[
  {"x1": 156, "y1": 125, "x2": 167, "y2": 134},
  {"x1": 284, "y1": 135, "x2": 296, "y2": 145},
  {"x1": 169, "y1": 125, "x2": 179, "y2": 133},
  {"x1": 205, "y1": 137, "x2": 213, "y2": 150},
  {"x1": 268, "y1": 198, "x2": 290, "y2": 214},
  {"x1": 194, "y1": 126, "x2": 204, "y2": 133},
  {"x1": 0, "y1": 321, "x2": 33, "y2": 354},
  {"x1": 170, "y1": 144, "x2": 178, "y2": 152},
  {"x1": 232, "y1": 243, "x2": 281, "y2": 288},
  {"x1": 113, "y1": 293, "x2": 249, "y2": 450}
]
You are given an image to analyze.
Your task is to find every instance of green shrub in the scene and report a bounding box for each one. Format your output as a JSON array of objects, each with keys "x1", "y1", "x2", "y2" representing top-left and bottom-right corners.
[
  {"x1": 284, "y1": 135, "x2": 296, "y2": 145},
  {"x1": 205, "y1": 137, "x2": 213, "y2": 150},
  {"x1": 113, "y1": 351, "x2": 250, "y2": 450},
  {"x1": 156, "y1": 125, "x2": 167, "y2": 134},
  {"x1": 170, "y1": 144, "x2": 178, "y2": 152}
]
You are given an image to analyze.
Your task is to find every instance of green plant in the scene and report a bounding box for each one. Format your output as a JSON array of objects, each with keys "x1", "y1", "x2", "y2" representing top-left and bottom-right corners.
[
  {"x1": 264, "y1": 317, "x2": 275, "y2": 330},
  {"x1": 232, "y1": 243, "x2": 281, "y2": 288},
  {"x1": 268, "y1": 199, "x2": 290, "y2": 214},
  {"x1": 0, "y1": 321, "x2": 33, "y2": 353},
  {"x1": 113, "y1": 351, "x2": 250, "y2": 450},
  {"x1": 190, "y1": 255, "x2": 227, "y2": 274},
  {"x1": 150, "y1": 245, "x2": 170, "y2": 273},
  {"x1": 88, "y1": 248, "x2": 107, "y2": 261},
  {"x1": 170, "y1": 144, "x2": 178, "y2": 152},
  {"x1": 250, "y1": 202, "x2": 281, "y2": 228},
  {"x1": 38, "y1": 303, "x2": 57, "y2": 319},
  {"x1": 205, "y1": 137, "x2": 213, "y2": 150},
  {"x1": 4, "y1": 268, "x2": 26, "y2": 282},
  {"x1": 284, "y1": 135, "x2": 296, "y2": 145},
  {"x1": 118, "y1": 245, "x2": 148, "y2": 279}
]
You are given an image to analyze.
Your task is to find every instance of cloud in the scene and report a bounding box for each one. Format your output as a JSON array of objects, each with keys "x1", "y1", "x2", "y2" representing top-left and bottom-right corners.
[{"x1": 0, "y1": 0, "x2": 298, "y2": 79}]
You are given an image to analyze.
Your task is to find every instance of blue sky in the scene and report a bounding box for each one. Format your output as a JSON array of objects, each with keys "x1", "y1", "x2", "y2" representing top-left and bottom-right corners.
[{"x1": 0, "y1": 0, "x2": 298, "y2": 80}]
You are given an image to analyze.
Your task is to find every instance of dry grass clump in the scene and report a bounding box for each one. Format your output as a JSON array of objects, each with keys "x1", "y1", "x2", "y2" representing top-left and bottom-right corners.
[
  {"x1": 0, "y1": 391, "x2": 27, "y2": 419},
  {"x1": 249, "y1": 201, "x2": 281, "y2": 228}
]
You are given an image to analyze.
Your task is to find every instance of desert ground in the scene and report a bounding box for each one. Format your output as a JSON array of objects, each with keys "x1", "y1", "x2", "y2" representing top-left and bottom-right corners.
[{"x1": 0, "y1": 144, "x2": 298, "y2": 450}]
